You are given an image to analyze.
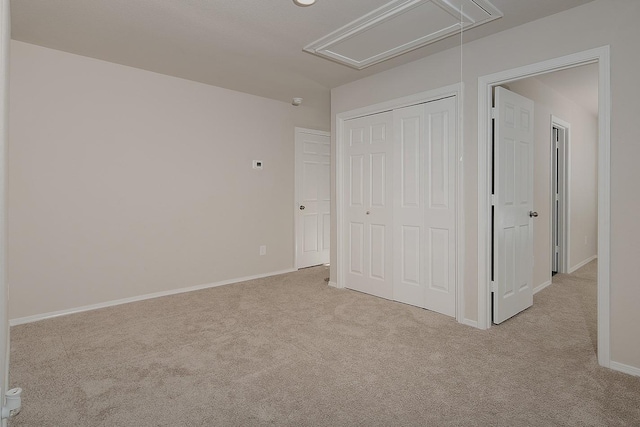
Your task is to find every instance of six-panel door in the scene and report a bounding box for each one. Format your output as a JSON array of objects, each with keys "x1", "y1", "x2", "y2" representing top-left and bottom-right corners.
[
  {"x1": 295, "y1": 129, "x2": 330, "y2": 268},
  {"x1": 393, "y1": 98, "x2": 457, "y2": 316},
  {"x1": 342, "y1": 96, "x2": 457, "y2": 317},
  {"x1": 343, "y1": 112, "x2": 394, "y2": 299},
  {"x1": 493, "y1": 87, "x2": 535, "y2": 324}
]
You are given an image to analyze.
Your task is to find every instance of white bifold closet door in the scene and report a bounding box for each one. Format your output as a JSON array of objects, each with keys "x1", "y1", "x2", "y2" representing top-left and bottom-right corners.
[
  {"x1": 393, "y1": 98, "x2": 456, "y2": 317},
  {"x1": 342, "y1": 96, "x2": 456, "y2": 317},
  {"x1": 343, "y1": 111, "x2": 394, "y2": 299}
]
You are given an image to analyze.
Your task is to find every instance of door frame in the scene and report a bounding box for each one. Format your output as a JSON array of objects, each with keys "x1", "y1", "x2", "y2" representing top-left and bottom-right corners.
[
  {"x1": 477, "y1": 46, "x2": 611, "y2": 368},
  {"x1": 0, "y1": 0, "x2": 9, "y2": 416},
  {"x1": 550, "y1": 116, "x2": 571, "y2": 275},
  {"x1": 293, "y1": 127, "x2": 330, "y2": 269},
  {"x1": 335, "y1": 83, "x2": 466, "y2": 324}
]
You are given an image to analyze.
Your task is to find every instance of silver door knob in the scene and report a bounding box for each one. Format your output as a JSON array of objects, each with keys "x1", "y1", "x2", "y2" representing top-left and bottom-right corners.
[
  {"x1": 529, "y1": 211, "x2": 538, "y2": 218},
  {"x1": 299, "y1": 205, "x2": 305, "y2": 210}
]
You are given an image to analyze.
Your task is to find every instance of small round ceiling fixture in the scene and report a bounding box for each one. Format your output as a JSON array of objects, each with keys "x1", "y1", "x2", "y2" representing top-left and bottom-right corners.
[{"x1": 293, "y1": 0, "x2": 316, "y2": 6}]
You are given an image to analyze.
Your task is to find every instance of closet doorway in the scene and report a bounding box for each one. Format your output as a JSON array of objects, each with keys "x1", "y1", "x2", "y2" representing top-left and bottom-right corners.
[{"x1": 336, "y1": 85, "x2": 462, "y2": 319}]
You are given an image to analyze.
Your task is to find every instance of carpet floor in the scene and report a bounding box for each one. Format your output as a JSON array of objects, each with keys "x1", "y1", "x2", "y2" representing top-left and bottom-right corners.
[{"x1": 8, "y1": 261, "x2": 640, "y2": 426}]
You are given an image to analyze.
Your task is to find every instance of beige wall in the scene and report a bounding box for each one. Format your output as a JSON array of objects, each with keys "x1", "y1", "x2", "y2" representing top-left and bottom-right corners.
[
  {"x1": 331, "y1": 0, "x2": 640, "y2": 369},
  {"x1": 509, "y1": 73, "x2": 598, "y2": 287},
  {"x1": 8, "y1": 41, "x2": 329, "y2": 320}
]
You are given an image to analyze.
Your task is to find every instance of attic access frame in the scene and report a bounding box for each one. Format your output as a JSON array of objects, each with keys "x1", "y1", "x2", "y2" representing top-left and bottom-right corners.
[{"x1": 304, "y1": 0, "x2": 502, "y2": 69}]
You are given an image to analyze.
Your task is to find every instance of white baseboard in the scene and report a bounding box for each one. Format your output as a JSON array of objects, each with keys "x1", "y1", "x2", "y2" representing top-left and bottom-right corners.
[
  {"x1": 534, "y1": 280, "x2": 553, "y2": 294},
  {"x1": 327, "y1": 281, "x2": 338, "y2": 288},
  {"x1": 9, "y1": 268, "x2": 297, "y2": 326},
  {"x1": 610, "y1": 361, "x2": 640, "y2": 377},
  {"x1": 461, "y1": 318, "x2": 479, "y2": 329},
  {"x1": 3, "y1": 325, "x2": 8, "y2": 394},
  {"x1": 569, "y1": 254, "x2": 598, "y2": 274}
]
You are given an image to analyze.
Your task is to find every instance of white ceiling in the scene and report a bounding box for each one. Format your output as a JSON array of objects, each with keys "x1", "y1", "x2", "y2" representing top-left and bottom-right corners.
[{"x1": 11, "y1": 0, "x2": 595, "y2": 108}]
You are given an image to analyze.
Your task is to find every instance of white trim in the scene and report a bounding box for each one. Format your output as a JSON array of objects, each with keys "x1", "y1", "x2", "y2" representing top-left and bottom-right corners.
[
  {"x1": 335, "y1": 115, "x2": 345, "y2": 290},
  {"x1": 533, "y1": 280, "x2": 553, "y2": 295},
  {"x1": 303, "y1": 0, "x2": 501, "y2": 70},
  {"x1": 549, "y1": 114, "x2": 572, "y2": 273},
  {"x1": 9, "y1": 268, "x2": 297, "y2": 326},
  {"x1": 477, "y1": 46, "x2": 611, "y2": 369},
  {"x1": 337, "y1": 83, "x2": 462, "y2": 121},
  {"x1": 0, "y1": 0, "x2": 9, "y2": 413},
  {"x1": 3, "y1": 328, "x2": 7, "y2": 424},
  {"x1": 569, "y1": 254, "x2": 598, "y2": 274},
  {"x1": 335, "y1": 83, "x2": 465, "y2": 323},
  {"x1": 294, "y1": 127, "x2": 331, "y2": 270},
  {"x1": 610, "y1": 361, "x2": 640, "y2": 378},
  {"x1": 455, "y1": 85, "x2": 466, "y2": 326},
  {"x1": 460, "y1": 318, "x2": 478, "y2": 328},
  {"x1": 327, "y1": 281, "x2": 338, "y2": 288},
  {"x1": 596, "y1": 46, "x2": 612, "y2": 369},
  {"x1": 551, "y1": 116, "x2": 571, "y2": 275}
]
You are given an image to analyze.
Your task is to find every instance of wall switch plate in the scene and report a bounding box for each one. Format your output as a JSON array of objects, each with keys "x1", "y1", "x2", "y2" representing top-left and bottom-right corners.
[
  {"x1": 259, "y1": 245, "x2": 267, "y2": 256},
  {"x1": 253, "y1": 160, "x2": 263, "y2": 169}
]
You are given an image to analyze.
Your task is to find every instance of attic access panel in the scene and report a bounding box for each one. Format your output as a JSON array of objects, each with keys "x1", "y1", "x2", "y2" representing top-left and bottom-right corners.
[{"x1": 304, "y1": 0, "x2": 502, "y2": 69}]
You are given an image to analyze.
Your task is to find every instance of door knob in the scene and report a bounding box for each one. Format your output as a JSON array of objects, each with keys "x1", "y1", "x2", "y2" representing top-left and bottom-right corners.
[
  {"x1": 529, "y1": 211, "x2": 538, "y2": 218},
  {"x1": 300, "y1": 205, "x2": 305, "y2": 210}
]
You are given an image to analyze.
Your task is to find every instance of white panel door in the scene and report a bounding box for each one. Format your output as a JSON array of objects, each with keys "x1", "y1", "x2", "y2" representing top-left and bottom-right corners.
[
  {"x1": 493, "y1": 87, "x2": 535, "y2": 324},
  {"x1": 343, "y1": 112, "x2": 394, "y2": 299},
  {"x1": 295, "y1": 128, "x2": 330, "y2": 269},
  {"x1": 393, "y1": 97, "x2": 457, "y2": 317}
]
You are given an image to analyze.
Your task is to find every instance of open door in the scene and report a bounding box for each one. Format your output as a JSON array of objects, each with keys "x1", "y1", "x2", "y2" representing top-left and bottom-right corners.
[
  {"x1": 295, "y1": 128, "x2": 330, "y2": 269},
  {"x1": 551, "y1": 119, "x2": 569, "y2": 275},
  {"x1": 552, "y1": 126, "x2": 560, "y2": 275},
  {"x1": 492, "y1": 87, "x2": 535, "y2": 324}
]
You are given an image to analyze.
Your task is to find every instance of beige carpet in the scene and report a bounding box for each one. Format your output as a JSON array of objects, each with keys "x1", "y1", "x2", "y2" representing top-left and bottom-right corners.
[{"x1": 8, "y1": 261, "x2": 640, "y2": 426}]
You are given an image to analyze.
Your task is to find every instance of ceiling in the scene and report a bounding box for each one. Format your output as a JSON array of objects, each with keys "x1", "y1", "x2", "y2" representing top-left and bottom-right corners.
[{"x1": 11, "y1": 0, "x2": 595, "y2": 109}]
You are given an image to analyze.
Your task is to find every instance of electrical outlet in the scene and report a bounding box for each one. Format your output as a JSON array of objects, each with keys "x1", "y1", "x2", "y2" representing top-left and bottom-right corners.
[{"x1": 259, "y1": 245, "x2": 267, "y2": 256}]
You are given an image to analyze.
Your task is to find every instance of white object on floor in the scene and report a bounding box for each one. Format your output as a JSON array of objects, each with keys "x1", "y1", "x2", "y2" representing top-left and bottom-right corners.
[{"x1": 1, "y1": 387, "x2": 22, "y2": 419}]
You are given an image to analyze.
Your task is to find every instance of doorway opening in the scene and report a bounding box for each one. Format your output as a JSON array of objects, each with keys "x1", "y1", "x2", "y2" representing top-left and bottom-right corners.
[
  {"x1": 335, "y1": 83, "x2": 465, "y2": 324},
  {"x1": 491, "y1": 65, "x2": 598, "y2": 322},
  {"x1": 294, "y1": 127, "x2": 331, "y2": 270},
  {"x1": 551, "y1": 118, "x2": 570, "y2": 276},
  {"x1": 478, "y1": 46, "x2": 610, "y2": 368}
]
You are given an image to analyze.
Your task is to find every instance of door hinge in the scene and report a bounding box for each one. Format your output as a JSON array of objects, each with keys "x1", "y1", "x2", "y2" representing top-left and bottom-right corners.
[
  {"x1": 491, "y1": 194, "x2": 496, "y2": 206},
  {"x1": 491, "y1": 107, "x2": 497, "y2": 119},
  {"x1": 491, "y1": 281, "x2": 497, "y2": 292}
]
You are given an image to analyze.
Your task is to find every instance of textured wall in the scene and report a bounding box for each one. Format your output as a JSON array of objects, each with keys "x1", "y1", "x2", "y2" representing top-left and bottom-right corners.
[
  {"x1": 8, "y1": 41, "x2": 329, "y2": 319},
  {"x1": 509, "y1": 71, "x2": 598, "y2": 286},
  {"x1": 331, "y1": 0, "x2": 640, "y2": 370}
]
